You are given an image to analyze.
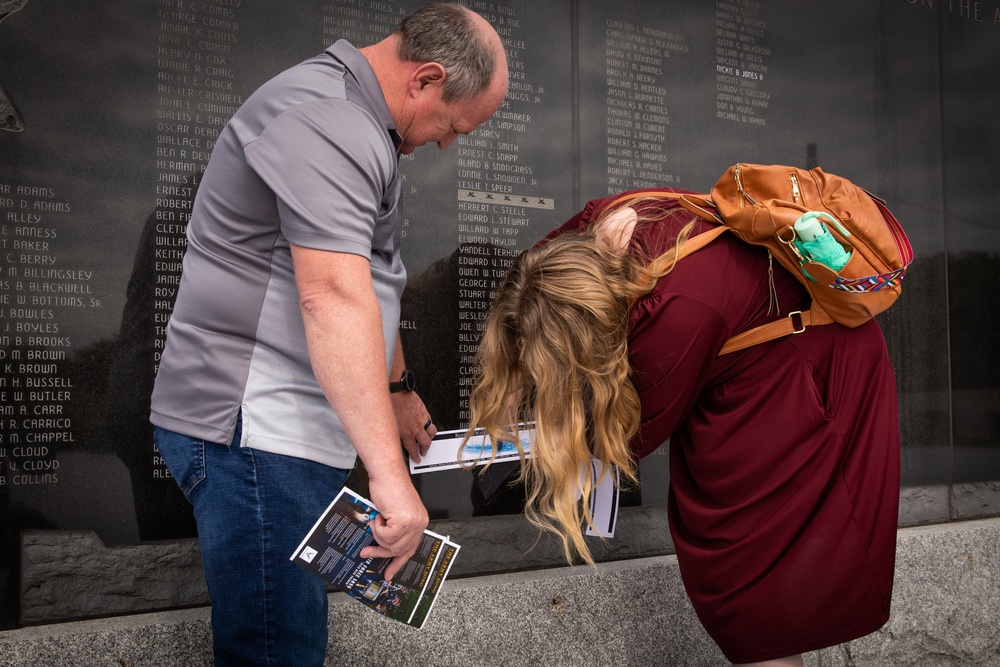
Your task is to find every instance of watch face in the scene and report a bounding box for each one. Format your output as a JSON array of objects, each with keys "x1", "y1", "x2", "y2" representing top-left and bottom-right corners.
[
  {"x1": 391, "y1": 370, "x2": 416, "y2": 393},
  {"x1": 402, "y1": 369, "x2": 416, "y2": 392}
]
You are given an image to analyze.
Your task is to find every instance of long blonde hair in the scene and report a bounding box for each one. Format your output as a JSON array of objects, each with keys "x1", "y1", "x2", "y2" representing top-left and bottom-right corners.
[{"x1": 466, "y1": 197, "x2": 696, "y2": 564}]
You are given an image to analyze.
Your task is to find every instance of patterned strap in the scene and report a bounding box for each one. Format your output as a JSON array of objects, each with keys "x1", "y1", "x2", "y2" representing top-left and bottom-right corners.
[{"x1": 832, "y1": 266, "x2": 907, "y2": 293}]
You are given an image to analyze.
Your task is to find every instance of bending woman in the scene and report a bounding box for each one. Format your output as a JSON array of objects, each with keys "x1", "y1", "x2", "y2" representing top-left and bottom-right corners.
[{"x1": 467, "y1": 190, "x2": 900, "y2": 665}]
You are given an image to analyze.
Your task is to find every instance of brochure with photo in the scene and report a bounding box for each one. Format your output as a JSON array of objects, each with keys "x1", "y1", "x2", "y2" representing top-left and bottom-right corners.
[{"x1": 290, "y1": 487, "x2": 460, "y2": 629}]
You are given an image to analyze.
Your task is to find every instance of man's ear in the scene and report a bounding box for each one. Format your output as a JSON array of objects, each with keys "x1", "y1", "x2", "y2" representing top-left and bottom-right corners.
[{"x1": 410, "y1": 61, "x2": 447, "y2": 95}]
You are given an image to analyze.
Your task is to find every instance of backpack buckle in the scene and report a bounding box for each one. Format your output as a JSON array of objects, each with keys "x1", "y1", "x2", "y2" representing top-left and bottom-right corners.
[{"x1": 789, "y1": 311, "x2": 805, "y2": 334}]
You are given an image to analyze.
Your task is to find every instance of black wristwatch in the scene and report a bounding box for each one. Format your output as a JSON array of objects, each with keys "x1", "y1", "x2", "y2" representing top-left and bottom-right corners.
[{"x1": 389, "y1": 369, "x2": 416, "y2": 393}]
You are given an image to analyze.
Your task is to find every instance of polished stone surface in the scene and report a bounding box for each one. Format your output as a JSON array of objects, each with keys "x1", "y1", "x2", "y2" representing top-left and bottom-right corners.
[{"x1": 4, "y1": 519, "x2": 1000, "y2": 667}]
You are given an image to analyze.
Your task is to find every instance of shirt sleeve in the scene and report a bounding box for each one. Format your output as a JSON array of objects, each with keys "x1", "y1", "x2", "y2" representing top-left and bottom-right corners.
[{"x1": 244, "y1": 99, "x2": 394, "y2": 257}]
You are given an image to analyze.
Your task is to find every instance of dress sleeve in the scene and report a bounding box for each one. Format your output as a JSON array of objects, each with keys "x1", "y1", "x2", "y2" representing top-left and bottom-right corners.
[{"x1": 628, "y1": 291, "x2": 730, "y2": 458}]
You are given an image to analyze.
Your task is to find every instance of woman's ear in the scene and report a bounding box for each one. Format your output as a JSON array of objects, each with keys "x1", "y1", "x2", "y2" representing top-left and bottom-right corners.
[{"x1": 595, "y1": 206, "x2": 638, "y2": 253}]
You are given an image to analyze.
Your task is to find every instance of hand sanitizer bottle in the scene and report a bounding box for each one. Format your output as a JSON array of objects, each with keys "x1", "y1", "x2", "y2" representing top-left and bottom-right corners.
[{"x1": 793, "y1": 212, "x2": 851, "y2": 272}]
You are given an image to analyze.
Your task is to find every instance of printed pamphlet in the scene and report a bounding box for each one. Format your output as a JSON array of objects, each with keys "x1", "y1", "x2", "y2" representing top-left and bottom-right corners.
[{"x1": 290, "y1": 487, "x2": 460, "y2": 629}]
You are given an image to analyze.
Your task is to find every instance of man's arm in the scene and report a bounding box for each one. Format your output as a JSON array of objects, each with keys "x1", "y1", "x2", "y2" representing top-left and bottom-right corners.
[
  {"x1": 290, "y1": 244, "x2": 428, "y2": 581},
  {"x1": 390, "y1": 336, "x2": 437, "y2": 463}
]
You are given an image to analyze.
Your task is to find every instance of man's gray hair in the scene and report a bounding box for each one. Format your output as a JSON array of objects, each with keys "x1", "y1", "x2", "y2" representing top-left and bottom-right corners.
[{"x1": 396, "y1": 3, "x2": 498, "y2": 102}]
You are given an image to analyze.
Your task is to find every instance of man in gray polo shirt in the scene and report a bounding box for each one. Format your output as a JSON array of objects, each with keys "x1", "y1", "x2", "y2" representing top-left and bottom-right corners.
[{"x1": 150, "y1": 5, "x2": 508, "y2": 665}]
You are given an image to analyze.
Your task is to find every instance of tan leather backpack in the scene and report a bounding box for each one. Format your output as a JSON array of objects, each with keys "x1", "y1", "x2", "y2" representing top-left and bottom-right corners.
[{"x1": 613, "y1": 163, "x2": 913, "y2": 355}]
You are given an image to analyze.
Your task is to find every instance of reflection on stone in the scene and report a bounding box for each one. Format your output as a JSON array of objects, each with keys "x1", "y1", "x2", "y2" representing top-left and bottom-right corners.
[
  {"x1": 0, "y1": 0, "x2": 28, "y2": 22},
  {"x1": 399, "y1": 241, "x2": 644, "y2": 518},
  {"x1": 106, "y1": 172, "x2": 200, "y2": 542},
  {"x1": 400, "y1": 242, "x2": 525, "y2": 517},
  {"x1": 0, "y1": 0, "x2": 28, "y2": 132},
  {"x1": 0, "y1": 80, "x2": 24, "y2": 133}
]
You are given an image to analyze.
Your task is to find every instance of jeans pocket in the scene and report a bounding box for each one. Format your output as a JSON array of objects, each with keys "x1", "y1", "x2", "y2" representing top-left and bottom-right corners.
[{"x1": 153, "y1": 427, "x2": 207, "y2": 498}]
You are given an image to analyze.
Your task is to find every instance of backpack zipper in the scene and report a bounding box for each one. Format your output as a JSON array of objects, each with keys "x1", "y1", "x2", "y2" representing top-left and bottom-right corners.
[
  {"x1": 734, "y1": 163, "x2": 755, "y2": 207},
  {"x1": 789, "y1": 172, "x2": 801, "y2": 203}
]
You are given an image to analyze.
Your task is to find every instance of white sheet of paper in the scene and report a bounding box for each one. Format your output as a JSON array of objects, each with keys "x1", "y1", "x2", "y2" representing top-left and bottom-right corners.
[
  {"x1": 409, "y1": 426, "x2": 619, "y2": 538},
  {"x1": 585, "y1": 459, "x2": 620, "y2": 538}
]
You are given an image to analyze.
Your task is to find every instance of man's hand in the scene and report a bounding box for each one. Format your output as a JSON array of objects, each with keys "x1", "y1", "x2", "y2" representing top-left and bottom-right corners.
[
  {"x1": 391, "y1": 391, "x2": 436, "y2": 463},
  {"x1": 359, "y1": 473, "x2": 429, "y2": 582}
]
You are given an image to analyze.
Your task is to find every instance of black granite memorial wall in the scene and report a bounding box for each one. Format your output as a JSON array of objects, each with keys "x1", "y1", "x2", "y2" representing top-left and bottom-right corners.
[{"x1": 1, "y1": 0, "x2": 997, "y2": 628}]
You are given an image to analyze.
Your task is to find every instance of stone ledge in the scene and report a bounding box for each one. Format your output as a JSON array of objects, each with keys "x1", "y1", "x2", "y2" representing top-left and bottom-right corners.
[
  {"x1": 18, "y1": 507, "x2": 674, "y2": 625},
  {"x1": 2, "y1": 518, "x2": 1000, "y2": 666}
]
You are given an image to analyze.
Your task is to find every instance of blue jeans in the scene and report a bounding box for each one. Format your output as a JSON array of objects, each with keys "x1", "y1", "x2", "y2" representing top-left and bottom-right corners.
[{"x1": 154, "y1": 417, "x2": 351, "y2": 667}]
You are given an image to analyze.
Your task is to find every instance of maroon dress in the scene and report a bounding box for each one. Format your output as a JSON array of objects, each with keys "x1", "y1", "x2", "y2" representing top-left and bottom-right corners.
[{"x1": 555, "y1": 191, "x2": 900, "y2": 662}]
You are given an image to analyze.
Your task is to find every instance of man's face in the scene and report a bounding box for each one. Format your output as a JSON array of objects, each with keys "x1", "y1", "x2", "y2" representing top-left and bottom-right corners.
[{"x1": 397, "y1": 77, "x2": 506, "y2": 155}]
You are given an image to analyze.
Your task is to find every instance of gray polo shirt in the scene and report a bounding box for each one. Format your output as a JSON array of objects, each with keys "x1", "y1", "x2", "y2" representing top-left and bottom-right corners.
[{"x1": 151, "y1": 41, "x2": 406, "y2": 469}]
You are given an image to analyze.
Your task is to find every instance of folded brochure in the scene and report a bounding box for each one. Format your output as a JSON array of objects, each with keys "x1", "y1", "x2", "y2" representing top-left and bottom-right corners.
[{"x1": 290, "y1": 486, "x2": 459, "y2": 629}]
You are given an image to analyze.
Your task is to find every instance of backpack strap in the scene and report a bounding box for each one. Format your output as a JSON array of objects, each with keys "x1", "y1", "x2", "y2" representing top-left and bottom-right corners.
[
  {"x1": 608, "y1": 191, "x2": 728, "y2": 302},
  {"x1": 607, "y1": 190, "x2": 723, "y2": 225},
  {"x1": 718, "y1": 307, "x2": 835, "y2": 355},
  {"x1": 671, "y1": 225, "x2": 729, "y2": 260},
  {"x1": 608, "y1": 189, "x2": 686, "y2": 207},
  {"x1": 605, "y1": 190, "x2": 728, "y2": 261},
  {"x1": 678, "y1": 194, "x2": 723, "y2": 225},
  {"x1": 606, "y1": 189, "x2": 834, "y2": 355}
]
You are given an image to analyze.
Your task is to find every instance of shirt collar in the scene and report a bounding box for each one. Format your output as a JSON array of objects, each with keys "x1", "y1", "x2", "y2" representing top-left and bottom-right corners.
[{"x1": 326, "y1": 40, "x2": 403, "y2": 151}]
